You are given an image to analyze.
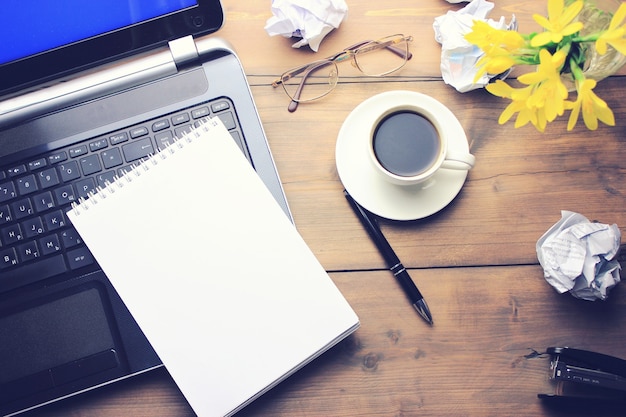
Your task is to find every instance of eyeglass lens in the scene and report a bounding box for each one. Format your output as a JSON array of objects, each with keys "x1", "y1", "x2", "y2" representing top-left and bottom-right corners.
[{"x1": 354, "y1": 36, "x2": 410, "y2": 76}]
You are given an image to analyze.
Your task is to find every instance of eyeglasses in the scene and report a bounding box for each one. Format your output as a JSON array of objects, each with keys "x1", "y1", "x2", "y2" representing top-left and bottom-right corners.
[{"x1": 272, "y1": 34, "x2": 413, "y2": 112}]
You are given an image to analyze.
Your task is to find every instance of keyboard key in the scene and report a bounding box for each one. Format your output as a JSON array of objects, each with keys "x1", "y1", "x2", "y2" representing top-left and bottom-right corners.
[
  {"x1": 123, "y1": 137, "x2": 154, "y2": 162},
  {"x1": 22, "y1": 217, "x2": 45, "y2": 238},
  {"x1": 16, "y1": 174, "x2": 39, "y2": 196},
  {"x1": 16, "y1": 241, "x2": 39, "y2": 262},
  {"x1": 79, "y1": 154, "x2": 102, "y2": 175},
  {"x1": 33, "y1": 191, "x2": 56, "y2": 213},
  {"x1": 101, "y1": 148, "x2": 123, "y2": 169},
  {"x1": 43, "y1": 210, "x2": 67, "y2": 231},
  {"x1": 89, "y1": 138, "x2": 108, "y2": 152},
  {"x1": 11, "y1": 198, "x2": 33, "y2": 220},
  {"x1": 7, "y1": 165, "x2": 27, "y2": 177},
  {"x1": 76, "y1": 178, "x2": 96, "y2": 199},
  {"x1": 37, "y1": 167, "x2": 60, "y2": 189},
  {"x1": 174, "y1": 125, "x2": 192, "y2": 138},
  {"x1": 211, "y1": 101, "x2": 230, "y2": 113},
  {"x1": 28, "y1": 158, "x2": 47, "y2": 171},
  {"x1": 109, "y1": 132, "x2": 129, "y2": 145},
  {"x1": 0, "y1": 254, "x2": 68, "y2": 293},
  {"x1": 96, "y1": 171, "x2": 117, "y2": 188},
  {"x1": 0, "y1": 181, "x2": 17, "y2": 203},
  {"x1": 130, "y1": 126, "x2": 148, "y2": 138},
  {"x1": 0, "y1": 247, "x2": 18, "y2": 269},
  {"x1": 48, "y1": 151, "x2": 68, "y2": 164},
  {"x1": 171, "y1": 113, "x2": 190, "y2": 125},
  {"x1": 155, "y1": 131, "x2": 175, "y2": 151},
  {"x1": 53, "y1": 184, "x2": 76, "y2": 205},
  {"x1": 215, "y1": 111, "x2": 236, "y2": 130},
  {"x1": 39, "y1": 234, "x2": 62, "y2": 256},
  {"x1": 69, "y1": 145, "x2": 88, "y2": 158},
  {"x1": 61, "y1": 228, "x2": 83, "y2": 248},
  {"x1": 1, "y1": 223, "x2": 23, "y2": 245},
  {"x1": 117, "y1": 166, "x2": 133, "y2": 177},
  {"x1": 191, "y1": 107, "x2": 210, "y2": 119},
  {"x1": 58, "y1": 161, "x2": 80, "y2": 182},
  {"x1": 152, "y1": 120, "x2": 170, "y2": 132},
  {"x1": 0, "y1": 205, "x2": 12, "y2": 224},
  {"x1": 66, "y1": 247, "x2": 94, "y2": 270}
]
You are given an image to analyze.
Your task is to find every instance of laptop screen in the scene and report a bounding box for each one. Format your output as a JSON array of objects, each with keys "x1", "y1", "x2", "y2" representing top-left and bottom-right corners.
[
  {"x1": 0, "y1": 0, "x2": 224, "y2": 96},
  {"x1": 0, "y1": 0, "x2": 198, "y2": 65}
]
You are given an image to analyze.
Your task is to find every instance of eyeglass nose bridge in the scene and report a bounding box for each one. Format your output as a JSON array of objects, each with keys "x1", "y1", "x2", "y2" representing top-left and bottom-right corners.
[{"x1": 328, "y1": 67, "x2": 339, "y2": 86}]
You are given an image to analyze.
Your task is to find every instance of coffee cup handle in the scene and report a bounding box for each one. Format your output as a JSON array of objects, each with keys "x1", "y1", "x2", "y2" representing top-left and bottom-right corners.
[{"x1": 440, "y1": 152, "x2": 475, "y2": 171}]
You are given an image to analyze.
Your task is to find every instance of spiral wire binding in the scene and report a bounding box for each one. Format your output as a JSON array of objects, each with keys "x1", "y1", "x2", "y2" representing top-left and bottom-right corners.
[{"x1": 70, "y1": 116, "x2": 219, "y2": 216}]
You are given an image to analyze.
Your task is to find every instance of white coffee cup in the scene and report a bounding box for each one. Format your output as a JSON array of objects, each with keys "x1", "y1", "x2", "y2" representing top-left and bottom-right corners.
[{"x1": 368, "y1": 101, "x2": 475, "y2": 186}]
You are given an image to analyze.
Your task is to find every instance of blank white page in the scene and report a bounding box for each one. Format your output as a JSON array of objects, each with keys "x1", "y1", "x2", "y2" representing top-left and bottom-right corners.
[{"x1": 67, "y1": 118, "x2": 359, "y2": 417}]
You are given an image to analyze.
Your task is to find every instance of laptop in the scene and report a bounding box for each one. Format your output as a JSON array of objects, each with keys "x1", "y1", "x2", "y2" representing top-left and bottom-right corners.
[{"x1": 0, "y1": 1, "x2": 296, "y2": 415}]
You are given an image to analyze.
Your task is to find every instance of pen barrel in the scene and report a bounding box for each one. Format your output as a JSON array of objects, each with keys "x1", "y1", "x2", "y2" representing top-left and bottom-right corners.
[{"x1": 393, "y1": 266, "x2": 423, "y2": 301}]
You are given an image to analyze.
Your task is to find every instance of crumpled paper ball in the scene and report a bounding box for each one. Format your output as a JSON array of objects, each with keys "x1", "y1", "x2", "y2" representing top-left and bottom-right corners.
[
  {"x1": 433, "y1": 0, "x2": 516, "y2": 92},
  {"x1": 536, "y1": 211, "x2": 622, "y2": 301},
  {"x1": 264, "y1": 0, "x2": 348, "y2": 52}
]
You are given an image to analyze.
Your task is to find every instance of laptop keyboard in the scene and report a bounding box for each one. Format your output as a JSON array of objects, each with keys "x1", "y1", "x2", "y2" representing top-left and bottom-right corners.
[{"x1": 0, "y1": 98, "x2": 248, "y2": 294}]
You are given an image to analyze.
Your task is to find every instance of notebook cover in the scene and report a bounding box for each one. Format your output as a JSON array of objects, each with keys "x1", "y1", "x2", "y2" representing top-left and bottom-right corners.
[{"x1": 67, "y1": 118, "x2": 359, "y2": 417}]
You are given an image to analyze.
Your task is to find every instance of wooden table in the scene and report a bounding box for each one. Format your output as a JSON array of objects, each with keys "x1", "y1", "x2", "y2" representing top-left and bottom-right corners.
[{"x1": 26, "y1": 0, "x2": 626, "y2": 416}]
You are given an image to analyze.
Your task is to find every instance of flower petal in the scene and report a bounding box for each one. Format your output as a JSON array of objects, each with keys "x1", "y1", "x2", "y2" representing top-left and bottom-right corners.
[
  {"x1": 486, "y1": 80, "x2": 514, "y2": 98},
  {"x1": 595, "y1": 105, "x2": 616, "y2": 126},
  {"x1": 559, "y1": 0, "x2": 583, "y2": 26},
  {"x1": 547, "y1": 0, "x2": 565, "y2": 21},
  {"x1": 533, "y1": 14, "x2": 553, "y2": 30},
  {"x1": 609, "y1": 3, "x2": 626, "y2": 30},
  {"x1": 582, "y1": 107, "x2": 599, "y2": 130},
  {"x1": 531, "y1": 31, "x2": 554, "y2": 47},
  {"x1": 567, "y1": 100, "x2": 581, "y2": 130},
  {"x1": 561, "y1": 22, "x2": 584, "y2": 36}
]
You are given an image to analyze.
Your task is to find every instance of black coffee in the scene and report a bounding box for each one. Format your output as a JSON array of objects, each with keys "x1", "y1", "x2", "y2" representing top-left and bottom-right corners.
[{"x1": 372, "y1": 111, "x2": 441, "y2": 177}]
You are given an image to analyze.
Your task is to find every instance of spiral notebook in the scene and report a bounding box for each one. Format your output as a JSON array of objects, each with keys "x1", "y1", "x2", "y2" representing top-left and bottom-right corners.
[{"x1": 66, "y1": 117, "x2": 359, "y2": 417}]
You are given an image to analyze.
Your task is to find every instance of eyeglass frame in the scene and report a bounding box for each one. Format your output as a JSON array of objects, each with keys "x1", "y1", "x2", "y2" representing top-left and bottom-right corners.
[{"x1": 272, "y1": 34, "x2": 414, "y2": 112}]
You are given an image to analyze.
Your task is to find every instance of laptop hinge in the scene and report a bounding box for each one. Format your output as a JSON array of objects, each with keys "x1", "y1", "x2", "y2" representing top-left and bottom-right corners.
[{"x1": 168, "y1": 35, "x2": 200, "y2": 69}]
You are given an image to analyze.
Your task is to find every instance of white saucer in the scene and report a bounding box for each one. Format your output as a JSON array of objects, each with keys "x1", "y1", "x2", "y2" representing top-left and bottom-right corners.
[{"x1": 335, "y1": 90, "x2": 470, "y2": 221}]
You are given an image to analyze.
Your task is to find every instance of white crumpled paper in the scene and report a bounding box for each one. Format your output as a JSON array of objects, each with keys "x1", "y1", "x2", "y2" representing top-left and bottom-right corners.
[
  {"x1": 433, "y1": 0, "x2": 516, "y2": 92},
  {"x1": 264, "y1": 0, "x2": 348, "y2": 52},
  {"x1": 536, "y1": 211, "x2": 622, "y2": 301}
]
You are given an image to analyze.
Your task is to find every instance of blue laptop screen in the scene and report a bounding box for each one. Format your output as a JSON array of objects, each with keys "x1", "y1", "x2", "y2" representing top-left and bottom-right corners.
[{"x1": 0, "y1": 0, "x2": 198, "y2": 66}]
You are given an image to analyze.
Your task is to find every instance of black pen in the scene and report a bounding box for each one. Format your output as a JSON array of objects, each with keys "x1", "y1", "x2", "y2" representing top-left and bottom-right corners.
[{"x1": 344, "y1": 190, "x2": 433, "y2": 325}]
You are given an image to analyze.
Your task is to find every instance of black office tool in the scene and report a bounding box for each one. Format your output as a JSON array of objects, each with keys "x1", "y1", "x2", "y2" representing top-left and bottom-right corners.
[
  {"x1": 539, "y1": 346, "x2": 626, "y2": 405},
  {"x1": 344, "y1": 190, "x2": 433, "y2": 325}
]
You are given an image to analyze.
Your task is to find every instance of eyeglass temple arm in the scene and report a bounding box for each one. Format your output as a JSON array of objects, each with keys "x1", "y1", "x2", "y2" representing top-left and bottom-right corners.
[{"x1": 288, "y1": 60, "x2": 336, "y2": 112}]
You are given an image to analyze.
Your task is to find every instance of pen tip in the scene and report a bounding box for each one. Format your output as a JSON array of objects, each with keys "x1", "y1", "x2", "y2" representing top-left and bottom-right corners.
[{"x1": 413, "y1": 300, "x2": 434, "y2": 326}]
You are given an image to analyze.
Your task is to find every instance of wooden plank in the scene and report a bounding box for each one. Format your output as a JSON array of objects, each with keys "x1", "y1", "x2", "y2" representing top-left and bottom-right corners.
[{"x1": 31, "y1": 265, "x2": 626, "y2": 417}]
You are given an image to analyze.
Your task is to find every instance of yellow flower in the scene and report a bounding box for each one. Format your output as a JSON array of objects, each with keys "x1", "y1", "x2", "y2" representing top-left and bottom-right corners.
[
  {"x1": 596, "y1": 2, "x2": 626, "y2": 55},
  {"x1": 466, "y1": 21, "x2": 526, "y2": 83},
  {"x1": 565, "y1": 78, "x2": 616, "y2": 130},
  {"x1": 486, "y1": 80, "x2": 543, "y2": 130},
  {"x1": 473, "y1": 47, "x2": 518, "y2": 82},
  {"x1": 465, "y1": 20, "x2": 526, "y2": 51},
  {"x1": 463, "y1": 0, "x2": 622, "y2": 132},
  {"x1": 518, "y1": 49, "x2": 568, "y2": 121},
  {"x1": 531, "y1": 0, "x2": 584, "y2": 47}
]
